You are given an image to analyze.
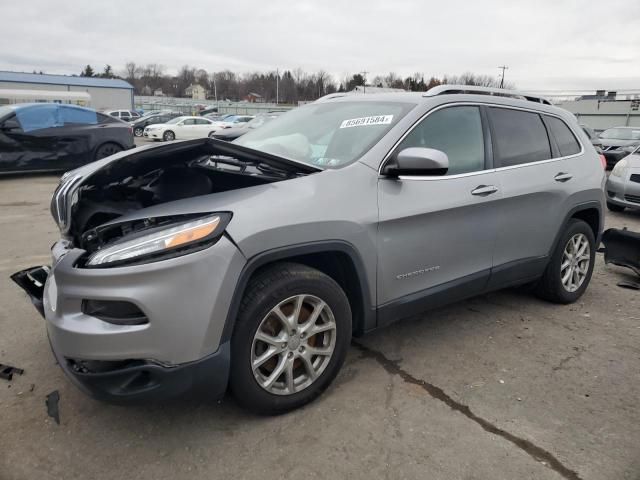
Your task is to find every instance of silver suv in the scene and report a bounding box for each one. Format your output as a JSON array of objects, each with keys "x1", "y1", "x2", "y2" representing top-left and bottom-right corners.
[{"x1": 13, "y1": 86, "x2": 605, "y2": 414}]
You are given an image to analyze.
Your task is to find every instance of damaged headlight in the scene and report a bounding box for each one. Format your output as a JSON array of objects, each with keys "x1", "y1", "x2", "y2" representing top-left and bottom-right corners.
[{"x1": 86, "y1": 213, "x2": 231, "y2": 267}]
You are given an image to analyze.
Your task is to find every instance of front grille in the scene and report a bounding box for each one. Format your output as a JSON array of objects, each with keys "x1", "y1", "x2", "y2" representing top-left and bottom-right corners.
[
  {"x1": 624, "y1": 194, "x2": 640, "y2": 204},
  {"x1": 630, "y1": 174, "x2": 640, "y2": 183}
]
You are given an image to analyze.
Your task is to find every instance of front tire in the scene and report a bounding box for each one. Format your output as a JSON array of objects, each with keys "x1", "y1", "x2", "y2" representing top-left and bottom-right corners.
[
  {"x1": 162, "y1": 130, "x2": 175, "y2": 141},
  {"x1": 535, "y1": 219, "x2": 595, "y2": 304},
  {"x1": 230, "y1": 263, "x2": 352, "y2": 415},
  {"x1": 133, "y1": 127, "x2": 144, "y2": 137}
]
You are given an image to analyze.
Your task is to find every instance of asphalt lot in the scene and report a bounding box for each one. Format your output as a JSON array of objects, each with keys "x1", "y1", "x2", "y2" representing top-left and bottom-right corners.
[{"x1": 1, "y1": 172, "x2": 640, "y2": 480}]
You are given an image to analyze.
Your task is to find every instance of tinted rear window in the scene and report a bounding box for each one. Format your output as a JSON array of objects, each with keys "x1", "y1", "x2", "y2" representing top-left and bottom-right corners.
[
  {"x1": 60, "y1": 106, "x2": 98, "y2": 125},
  {"x1": 546, "y1": 116, "x2": 581, "y2": 156},
  {"x1": 489, "y1": 108, "x2": 551, "y2": 166}
]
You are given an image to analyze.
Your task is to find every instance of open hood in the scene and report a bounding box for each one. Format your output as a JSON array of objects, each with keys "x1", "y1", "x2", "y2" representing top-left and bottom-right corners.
[{"x1": 52, "y1": 138, "x2": 322, "y2": 244}]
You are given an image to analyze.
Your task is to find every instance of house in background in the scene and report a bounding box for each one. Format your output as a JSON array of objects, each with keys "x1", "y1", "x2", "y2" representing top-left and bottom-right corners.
[
  {"x1": 185, "y1": 84, "x2": 207, "y2": 100},
  {"x1": 244, "y1": 92, "x2": 264, "y2": 103},
  {"x1": 153, "y1": 88, "x2": 164, "y2": 96}
]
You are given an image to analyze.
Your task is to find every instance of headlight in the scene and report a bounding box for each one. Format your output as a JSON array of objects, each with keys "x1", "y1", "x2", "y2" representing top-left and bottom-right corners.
[
  {"x1": 611, "y1": 158, "x2": 629, "y2": 178},
  {"x1": 86, "y1": 214, "x2": 230, "y2": 267}
]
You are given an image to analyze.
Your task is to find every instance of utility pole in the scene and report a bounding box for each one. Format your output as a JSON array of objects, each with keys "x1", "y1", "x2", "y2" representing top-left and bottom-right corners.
[
  {"x1": 212, "y1": 72, "x2": 218, "y2": 107},
  {"x1": 276, "y1": 68, "x2": 279, "y2": 105},
  {"x1": 498, "y1": 65, "x2": 508, "y2": 88},
  {"x1": 360, "y1": 70, "x2": 369, "y2": 94}
]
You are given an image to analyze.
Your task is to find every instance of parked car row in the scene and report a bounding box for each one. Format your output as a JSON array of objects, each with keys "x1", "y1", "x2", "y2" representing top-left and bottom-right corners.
[
  {"x1": 130, "y1": 111, "x2": 183, "y2": 136},
  {"x1": 143, "y1": 114, "x2": 255, "y2": 141}
]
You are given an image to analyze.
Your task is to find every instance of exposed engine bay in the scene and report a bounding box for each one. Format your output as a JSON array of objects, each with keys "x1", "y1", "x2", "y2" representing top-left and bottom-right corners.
[{"x1": 53, "y1": 139, "x2": 320, "y2": 251}]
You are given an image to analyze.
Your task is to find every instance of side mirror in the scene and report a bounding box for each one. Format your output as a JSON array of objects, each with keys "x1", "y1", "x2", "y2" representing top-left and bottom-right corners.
[
  {"x1": 1, "y1": 119, "x2": 21, "y2": 131},
  {"x1": 382, "y1": 147, "x2": 449, "y2": 177}
]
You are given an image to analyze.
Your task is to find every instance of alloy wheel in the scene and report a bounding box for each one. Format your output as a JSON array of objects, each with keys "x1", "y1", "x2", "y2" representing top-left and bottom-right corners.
[
  {"x1": 560, "y1": 233, "x2": 590, "y2": 292},
  {"x1": 251, "y1": 294, "x2": 337, "y2": 396}
]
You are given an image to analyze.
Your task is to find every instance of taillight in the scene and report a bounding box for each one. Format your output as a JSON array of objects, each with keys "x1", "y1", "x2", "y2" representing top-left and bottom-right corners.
[{"x1": 599, "y1": 154, "x2": 607, "y2": 169}]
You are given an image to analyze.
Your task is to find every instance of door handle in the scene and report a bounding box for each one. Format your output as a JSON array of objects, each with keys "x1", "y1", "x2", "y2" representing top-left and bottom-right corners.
[
  {"x1": 554, "y1": 172, "x2": 573, "y2": 182},
  {"x1": 471, "y1": 185, "x2": 498, "y2": 196}
]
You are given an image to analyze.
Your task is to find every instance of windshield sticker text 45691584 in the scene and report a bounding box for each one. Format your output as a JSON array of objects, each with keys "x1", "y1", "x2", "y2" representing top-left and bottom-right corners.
[{"x1": 339, "y1": 115, "x2": 394, "y2": 129}]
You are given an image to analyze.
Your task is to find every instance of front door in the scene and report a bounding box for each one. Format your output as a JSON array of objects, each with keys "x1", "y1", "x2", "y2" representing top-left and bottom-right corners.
[
  {"x1": 0, "y1": 106, "x2": 62, "y2": 173},
  {"x1": 377, "y1": 105, "x2": 500, "y2": 325}
]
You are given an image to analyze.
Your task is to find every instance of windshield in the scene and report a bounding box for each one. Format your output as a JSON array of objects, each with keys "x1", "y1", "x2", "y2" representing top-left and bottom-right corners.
[
  {"x1": 234, "y1": 101, "x2": 415, "y2": 168},
  {"x1": 166, "y1": 117, "x2": 185, "y2": 125},
  {"x1": 600, "y1": 128, "x2": 640, "y2": 140}
]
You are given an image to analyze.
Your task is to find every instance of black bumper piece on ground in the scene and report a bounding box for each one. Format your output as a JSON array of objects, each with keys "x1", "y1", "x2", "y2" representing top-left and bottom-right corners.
[
  {"x1": 53, "y1": 340, "x2": 231, "y2": 404},
  {"x1": 602, "y1": 228, "x2": 640, "y2": 277},
  {"x1": 10, "y1": 265, "x2": 49, "y2": 318}
]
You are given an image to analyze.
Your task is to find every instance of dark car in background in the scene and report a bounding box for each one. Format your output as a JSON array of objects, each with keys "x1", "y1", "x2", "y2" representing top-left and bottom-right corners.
[
  {"x1": 131, "y1": 111, "x2": 183, "y2": 137},
  {"x1": 598, "y1": 126, "x2": 640, "y2": 167},
  {"x1": 0, "y1": 103, "x2": 135, "y2": 175},
  {"x1": 104, "y1": 109, "x2": 141, "y2": 122},
  {"x1": 212, "y1": 111, "x2": 285, "y2": 141},
  {"x1": 580, "y1": 124, "x2": 603, "y2": 150}
]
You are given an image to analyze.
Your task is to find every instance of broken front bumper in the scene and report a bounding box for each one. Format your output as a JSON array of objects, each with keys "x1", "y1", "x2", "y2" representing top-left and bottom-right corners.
[{"x1": 11, "y1": 236, "x2": 245, "y2": 403}]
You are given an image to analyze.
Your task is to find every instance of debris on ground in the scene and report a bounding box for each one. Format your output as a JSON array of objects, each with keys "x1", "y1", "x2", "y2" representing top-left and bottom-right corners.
[
  {"x1": 617, "y1": 281, "x2": 640, "y2": 290},
  {"x1": 0, "y1": 364, "x2": 24, "y2": 381},
  {"x1": 45, "y1": 390, "x2": 60, "y2": 425},
  {"x1": 601, "y1": 228, "x2": 640, "y2": 277}
]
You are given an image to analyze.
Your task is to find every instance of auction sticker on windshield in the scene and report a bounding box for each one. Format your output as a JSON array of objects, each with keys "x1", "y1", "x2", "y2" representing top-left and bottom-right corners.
[{"x1": 339, "y1": 115, "x2": 394, "y2": 129}]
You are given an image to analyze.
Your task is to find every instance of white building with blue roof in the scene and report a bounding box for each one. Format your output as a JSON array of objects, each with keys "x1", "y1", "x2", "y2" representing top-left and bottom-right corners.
[{"x1": 0, "y1": 71, "x2": 134, "y2": 111}]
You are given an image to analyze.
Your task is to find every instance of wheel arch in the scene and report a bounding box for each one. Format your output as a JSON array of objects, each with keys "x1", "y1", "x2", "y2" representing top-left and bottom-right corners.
[
  {"x1": 221, "y1": 241, "x2": 376, "y2": 343},
  {"x1": 548, "y1": 201, "x2": 603, "y2": 257}
]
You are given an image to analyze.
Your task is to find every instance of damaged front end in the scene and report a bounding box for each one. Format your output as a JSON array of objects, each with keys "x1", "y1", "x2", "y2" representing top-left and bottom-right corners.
[
  {"x1": 51, "y1": 138, "x2": 320, "y2": 252},
  {"x1": 13, "y1": 137, "x2": 320, "y2": 314}
]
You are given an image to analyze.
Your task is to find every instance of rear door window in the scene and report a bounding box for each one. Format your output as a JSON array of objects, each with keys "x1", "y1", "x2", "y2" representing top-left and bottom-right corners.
[
  {"x1": 397, "y1": 105, "x2": 485, "y2": 175},
  {"x1": 489, "y1": 107, "x2": 551, "y2": 167},
  {"x1": 545, "y1": 116, "x2": 581, "y2": 157},
  {"x1": 60, "y1": 106, "x2": 98, "y2": 125}
]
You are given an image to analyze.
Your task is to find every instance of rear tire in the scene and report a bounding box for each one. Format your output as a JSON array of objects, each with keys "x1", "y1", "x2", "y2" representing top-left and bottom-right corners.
[
  {"x1": 535, "y1": 219, "x2": 595, "y2": 304},
  {"x1": 162, "y1": 130, "x2": 175, "y2": 141},
  {"x1": 133, "y1": 127, "x2": 144, "y2": 137},
  {"x1": 607, "y1": 202, "x2": 625, "y2": 212},
  {"x1": 94, "y1": 142, "x2": 122, "y2": 161},
  {"x1": 230, "y1": 263, "x2": 352, "y2": 415}
]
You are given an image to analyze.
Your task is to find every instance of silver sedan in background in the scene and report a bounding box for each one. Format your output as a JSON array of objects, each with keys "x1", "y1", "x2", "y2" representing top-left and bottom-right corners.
[{"x1": 606, "y1": 145, "x2": 640, "y2": 211}]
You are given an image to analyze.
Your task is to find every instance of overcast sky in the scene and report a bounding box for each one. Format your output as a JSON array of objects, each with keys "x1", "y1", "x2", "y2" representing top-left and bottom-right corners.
[{"x1": 2, "y1": 0, "x2": 639, "y2": 92}]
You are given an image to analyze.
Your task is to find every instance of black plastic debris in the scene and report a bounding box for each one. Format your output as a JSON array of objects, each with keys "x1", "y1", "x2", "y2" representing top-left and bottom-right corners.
[
  {"x1": 0, "y1": 364, "x2": 24, "y2": 381},
  {"x1": 617, "y1": 281, "x2": 640, "y2": 290},
  {"x1": 602, "y1": 228, "x2": 640, "y2": 277},
  {"x1": 46, "y1": 390, "x2": 60, "y2": 425}
]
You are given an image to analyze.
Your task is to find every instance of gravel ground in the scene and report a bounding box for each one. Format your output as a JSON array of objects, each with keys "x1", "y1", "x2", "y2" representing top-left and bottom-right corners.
[{"x1": 1, "y1": 173, "x2": 639, "y2": 480}]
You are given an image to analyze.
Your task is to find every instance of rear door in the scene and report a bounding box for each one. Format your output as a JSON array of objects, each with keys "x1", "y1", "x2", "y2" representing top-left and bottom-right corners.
[
  {"x1": 487, "y1": 106, "x2": 571, "y2": 287},
  {"x1": 377, "y1": 105, "x2": 501, "y2": 324},
  {"x1": 176, "y1": 118, "x2": 196, "y2": 139}
]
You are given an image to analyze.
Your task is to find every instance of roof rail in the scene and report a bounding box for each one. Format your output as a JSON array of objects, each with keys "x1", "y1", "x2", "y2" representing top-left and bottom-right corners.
[{"x1": 423, "y1": 85, "x2": 552, "y2": 105}]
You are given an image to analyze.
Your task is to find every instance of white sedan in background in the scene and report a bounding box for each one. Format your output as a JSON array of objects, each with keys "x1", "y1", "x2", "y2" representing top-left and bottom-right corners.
[
  {"x1": 209, "y1": 115, "x2": 255, "y2": 131},
  {"x1": 143, "y1": 116, "x2": 219, "y2": 141}
]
